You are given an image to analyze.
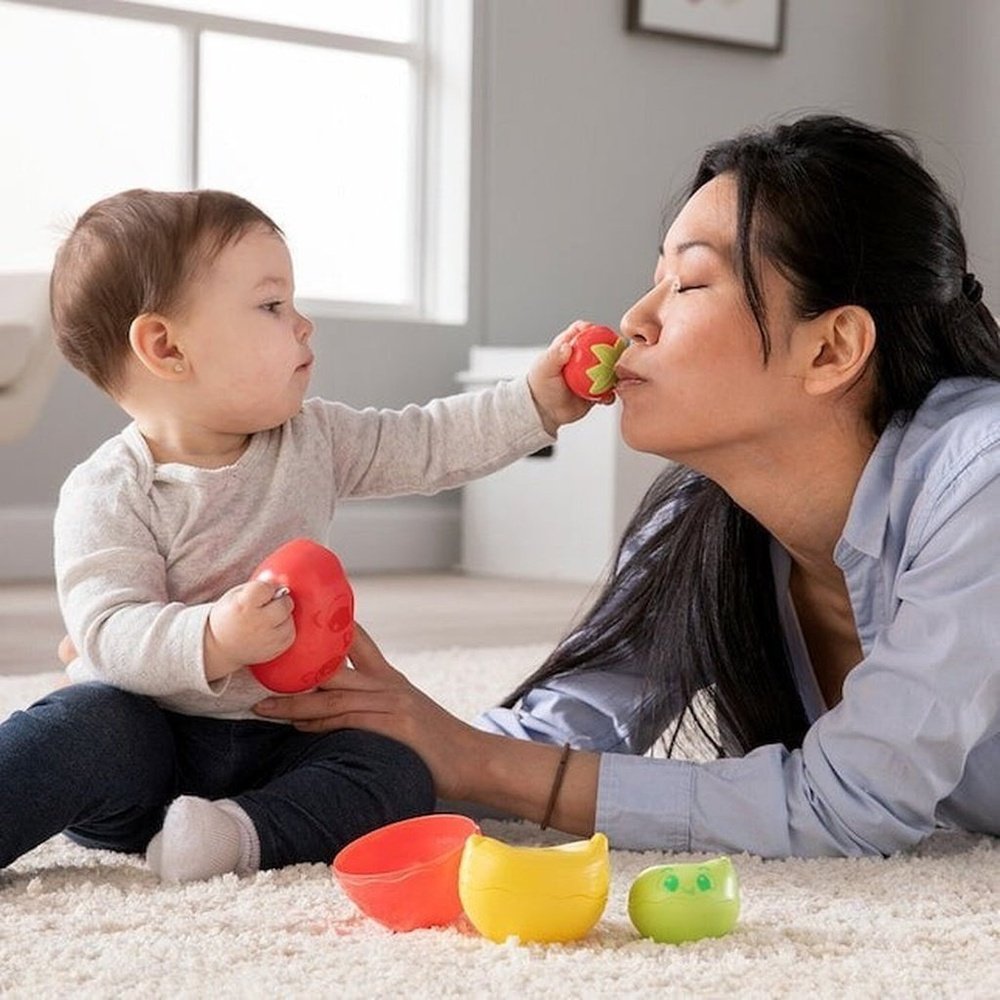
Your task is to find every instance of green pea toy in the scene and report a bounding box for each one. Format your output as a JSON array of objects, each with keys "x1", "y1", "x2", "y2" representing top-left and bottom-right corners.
[{"x1": 628, "y1": 856, "x2": 740, "y2": 944}]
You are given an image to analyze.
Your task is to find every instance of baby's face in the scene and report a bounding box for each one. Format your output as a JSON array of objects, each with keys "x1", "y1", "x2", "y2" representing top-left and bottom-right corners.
[{"x1": 170, "y1": 227, "x2": 315, "y2": 435}]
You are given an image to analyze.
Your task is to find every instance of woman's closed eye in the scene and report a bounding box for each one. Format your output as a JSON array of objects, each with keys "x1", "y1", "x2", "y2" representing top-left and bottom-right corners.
[{"x1": 671, "y1": 277, "x2": 707, "y2": 294}]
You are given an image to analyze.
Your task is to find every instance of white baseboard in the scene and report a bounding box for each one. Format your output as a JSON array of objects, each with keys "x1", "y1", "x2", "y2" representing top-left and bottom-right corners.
[{"x1": 0, "y1": 497, "x2": 462, "y2": 582}]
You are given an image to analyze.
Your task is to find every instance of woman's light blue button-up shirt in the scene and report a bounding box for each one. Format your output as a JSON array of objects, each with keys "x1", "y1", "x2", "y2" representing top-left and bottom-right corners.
[{"x1": 475, "y1": 378, "x2": 1000, "y2": 857}]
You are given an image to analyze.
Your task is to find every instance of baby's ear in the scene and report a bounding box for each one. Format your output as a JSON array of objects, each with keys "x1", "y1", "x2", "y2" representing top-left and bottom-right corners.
[
  {"x1": 801, "y1": 304, "x2": 876, "y2": 397},
  {"x1": 128, "y1": 313, "x2": 188, "y2": 380}
]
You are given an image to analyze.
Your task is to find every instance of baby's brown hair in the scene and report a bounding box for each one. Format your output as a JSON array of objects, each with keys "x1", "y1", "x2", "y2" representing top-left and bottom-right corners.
[{"x1": 51, "y1": 189, "x2": 281, "y2": 394}]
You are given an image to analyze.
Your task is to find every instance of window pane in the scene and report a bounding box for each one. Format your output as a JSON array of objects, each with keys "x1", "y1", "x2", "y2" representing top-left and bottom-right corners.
[
  {"x1": 0, "y1": 2, "x2": 186, "y2": 271},
  {"x1": 199, "y1": 33, "x2": 414, "y2": 305},
  {"x1": 120, "y1": 0, "x2": 415, "y2": 42}
]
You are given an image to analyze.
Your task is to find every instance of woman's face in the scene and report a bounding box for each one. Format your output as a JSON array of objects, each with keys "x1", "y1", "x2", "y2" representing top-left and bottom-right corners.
[{"x1": 616, "y1": 173, "x2": 804, "y2": 467}]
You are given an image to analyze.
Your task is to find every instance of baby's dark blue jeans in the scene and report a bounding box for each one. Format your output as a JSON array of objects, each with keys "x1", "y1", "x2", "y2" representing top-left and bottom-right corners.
[{"x1": 0, "y1": 681, "x2": 435, "y2": 871}]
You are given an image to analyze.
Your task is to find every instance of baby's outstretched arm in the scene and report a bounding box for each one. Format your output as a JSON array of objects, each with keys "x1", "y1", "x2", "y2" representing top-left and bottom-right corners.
[{"x1": 204, "y1": 580, "x2": 295, "y2": 682}]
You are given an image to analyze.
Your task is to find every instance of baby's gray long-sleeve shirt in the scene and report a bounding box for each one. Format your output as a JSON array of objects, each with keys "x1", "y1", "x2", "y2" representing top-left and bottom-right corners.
[{"x1": 55, "y1": 378, "x2": 552, "y2": 719}]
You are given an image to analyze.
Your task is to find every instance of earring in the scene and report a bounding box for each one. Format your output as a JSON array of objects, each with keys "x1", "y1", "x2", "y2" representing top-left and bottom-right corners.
[{"x1": 173, "y1": 363, "x2": 184, "y2": 373}]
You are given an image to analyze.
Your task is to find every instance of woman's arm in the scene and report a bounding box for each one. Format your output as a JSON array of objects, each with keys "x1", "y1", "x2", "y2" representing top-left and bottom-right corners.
[
  {"x1": 256, "y1": 463, "x2": 1000, "y2": 858},
  {"x1": 257, "y1": 438, "x2": 1000, "y2": 857},
  {"x1": 255, "y1": 625, "x2": 601, "y2": 835}
]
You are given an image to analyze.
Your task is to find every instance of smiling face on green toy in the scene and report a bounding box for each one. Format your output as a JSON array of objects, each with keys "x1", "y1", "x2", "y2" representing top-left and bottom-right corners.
[{"x1": 627, "y1": 856, "x2": 740, "y2": 944}]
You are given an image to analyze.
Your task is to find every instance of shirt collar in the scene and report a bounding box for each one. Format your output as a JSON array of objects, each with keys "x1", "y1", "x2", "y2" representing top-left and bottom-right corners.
[{"x1": 834, "y1": 419, "x2": 903, "y2": 564}]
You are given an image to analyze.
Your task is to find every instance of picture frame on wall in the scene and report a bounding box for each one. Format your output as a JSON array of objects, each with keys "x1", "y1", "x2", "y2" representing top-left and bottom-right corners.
[{"x1": 626, "y1": 0, "x2": 786, "y2": 53}]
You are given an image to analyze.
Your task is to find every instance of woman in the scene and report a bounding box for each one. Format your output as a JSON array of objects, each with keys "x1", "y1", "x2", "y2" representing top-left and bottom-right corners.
[{"x1": 257, "y1": 114, "x2": 1000, "y2": 858}]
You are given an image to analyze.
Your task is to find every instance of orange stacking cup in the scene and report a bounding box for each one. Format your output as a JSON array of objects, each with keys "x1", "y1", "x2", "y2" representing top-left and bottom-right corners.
[{"x1": 332, "y1": 814, "x2": 480, "y2": 932}]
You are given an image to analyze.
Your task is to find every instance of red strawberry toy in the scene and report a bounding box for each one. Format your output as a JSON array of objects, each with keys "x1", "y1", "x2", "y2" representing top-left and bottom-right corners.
[
  {"x1": 249, "y1": 538, "x2": 355, "y2": 693},
  {"x1": 561, "y1": 325, "x2": 628, "y2": 402}
]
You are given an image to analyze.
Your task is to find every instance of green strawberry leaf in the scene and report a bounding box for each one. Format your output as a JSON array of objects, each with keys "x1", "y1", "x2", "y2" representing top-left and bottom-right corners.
[{"x1": 586, "y1": 339, "x2": 626, "y2": 395}]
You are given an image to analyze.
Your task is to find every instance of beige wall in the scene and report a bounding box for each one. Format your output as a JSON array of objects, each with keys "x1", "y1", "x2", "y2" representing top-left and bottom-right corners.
[
  {"x1": 479, "y1": 0, "x2": 904, "y2": 344},
  {"x1": 894, "y1": 0, "x2": 1000, "y2": 304}
]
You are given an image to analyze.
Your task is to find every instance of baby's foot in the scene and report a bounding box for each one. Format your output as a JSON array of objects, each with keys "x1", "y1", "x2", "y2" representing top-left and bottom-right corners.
[{"x1": 146, "y1": 796, "x2": 259, "y2": 883}]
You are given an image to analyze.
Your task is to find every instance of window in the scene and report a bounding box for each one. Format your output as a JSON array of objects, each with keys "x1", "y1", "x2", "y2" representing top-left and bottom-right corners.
[{"x1": 0, "y1": 0, "x2": 472, "y2": 321}]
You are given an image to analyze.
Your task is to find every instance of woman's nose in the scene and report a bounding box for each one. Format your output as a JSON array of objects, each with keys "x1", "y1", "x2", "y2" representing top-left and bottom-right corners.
[{"x1": 620, "y1": 297, "x2": 659, "y2": 346}]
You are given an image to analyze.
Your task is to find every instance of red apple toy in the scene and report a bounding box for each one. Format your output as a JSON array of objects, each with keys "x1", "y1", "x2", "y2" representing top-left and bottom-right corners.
[
  {"x1": 561, "y1": 325, "x2": 628, "y2": 402},
  {"x1": 249, "y1": 538, "x2": 355, "y2": 693}
]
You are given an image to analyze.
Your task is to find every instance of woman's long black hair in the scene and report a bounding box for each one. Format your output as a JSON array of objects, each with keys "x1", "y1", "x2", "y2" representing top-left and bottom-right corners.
[{"x1": 503, "y1": 114, "x2": 1000, "y2": 757}]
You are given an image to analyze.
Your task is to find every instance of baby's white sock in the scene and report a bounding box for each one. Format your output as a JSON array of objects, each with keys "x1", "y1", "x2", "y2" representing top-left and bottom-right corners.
[{"x1": 146, "y1": 796, "x2": 261, "y2": 883}]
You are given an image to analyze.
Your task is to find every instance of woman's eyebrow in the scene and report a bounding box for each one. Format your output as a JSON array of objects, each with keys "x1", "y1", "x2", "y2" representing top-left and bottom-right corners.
[{"x1": 669, "y1": 239, "x2": 731, "y2": 260}]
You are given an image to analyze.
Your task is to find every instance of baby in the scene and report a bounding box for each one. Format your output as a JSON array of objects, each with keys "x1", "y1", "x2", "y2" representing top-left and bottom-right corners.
[{"x1": 0, "y1": 188, "x2": 590, "y2": 882}]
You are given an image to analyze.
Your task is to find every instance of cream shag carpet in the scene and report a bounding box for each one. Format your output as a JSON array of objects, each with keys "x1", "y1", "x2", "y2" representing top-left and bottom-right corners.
[{"x1": 1, "y1": 646, "x2": 998, "y2": 1000}]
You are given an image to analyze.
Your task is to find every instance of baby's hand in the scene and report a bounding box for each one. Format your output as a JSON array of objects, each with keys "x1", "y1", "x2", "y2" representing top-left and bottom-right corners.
[
  {"x1": 526, "y1": 321, "x2": 604, "y2": 435},
  {"x1": 204, "y1": 580, "x2": 295, "y2": 681}
]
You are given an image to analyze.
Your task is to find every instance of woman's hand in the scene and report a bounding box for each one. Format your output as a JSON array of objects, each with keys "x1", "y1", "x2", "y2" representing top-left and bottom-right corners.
[
  {"x1": 58, "y1": 635, "x2": 77, "y2": 665},
  {"x1": 253, "y1": 623, "x2": 481, "y2": 801},
  {"x1": 255, "y1": 623, "x2": 601, "y2": 835},
  {"x1": 526, "y1": 322, "x2": 607, "y2": 435}
]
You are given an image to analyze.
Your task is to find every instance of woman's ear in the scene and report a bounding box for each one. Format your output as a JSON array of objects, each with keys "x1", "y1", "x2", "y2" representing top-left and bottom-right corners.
[
  {"x1": 128, "y1": 314, "x2": 188, "y2": 381},
  {"x1": 801, "y1": 305, "x2": 876, "y2": 397}
]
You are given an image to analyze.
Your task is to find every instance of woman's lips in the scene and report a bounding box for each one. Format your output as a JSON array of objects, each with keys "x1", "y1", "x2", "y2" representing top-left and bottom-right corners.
[{"x1": 614, "y1": 364, "x2": 644, "y2": 388}]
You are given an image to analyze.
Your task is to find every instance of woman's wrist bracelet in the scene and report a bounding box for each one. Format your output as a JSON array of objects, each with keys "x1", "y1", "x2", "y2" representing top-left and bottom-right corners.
[{"x1": 540, "y1": 742, "x2": 572, "y2": 830}]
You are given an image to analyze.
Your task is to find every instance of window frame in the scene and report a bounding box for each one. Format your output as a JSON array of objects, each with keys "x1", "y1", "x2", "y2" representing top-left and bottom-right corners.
[{"x1": 3, "y1": 0, "x2": 472, "y2": 323}]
